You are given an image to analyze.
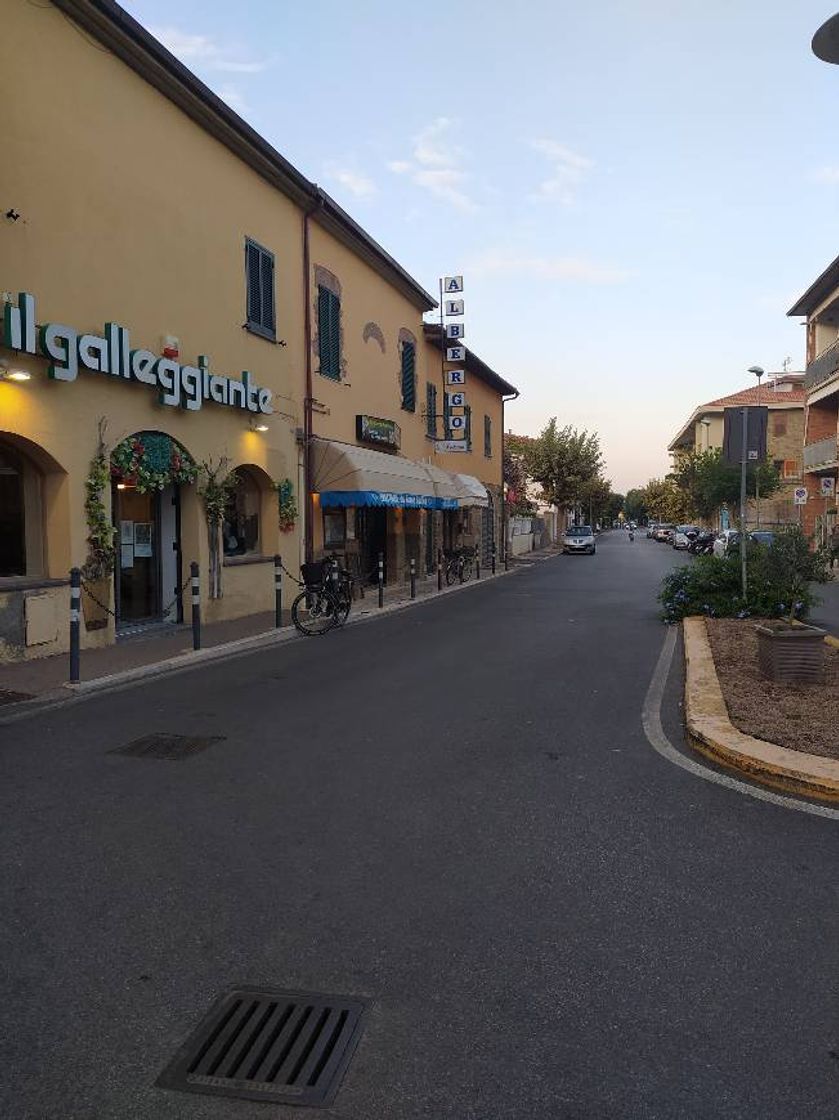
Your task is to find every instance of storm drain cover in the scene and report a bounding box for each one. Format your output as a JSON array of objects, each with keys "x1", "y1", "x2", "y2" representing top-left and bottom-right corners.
[
  {"x1": 110, "y1": 733, "x2": 225, "y2": 760},
  {"x1": 157, "y1": 987, "x2": 367, "y2": 1107},
  {"x1": 0, "y1": 689, "x2": 34, "y2": 706}
]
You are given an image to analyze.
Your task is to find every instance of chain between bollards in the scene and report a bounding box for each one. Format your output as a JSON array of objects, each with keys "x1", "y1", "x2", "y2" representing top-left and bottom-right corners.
[
  {"x1": 377, "y1": 551, "x2": 384, "y2": 608},
  {"x1": 437, "y1": 549, "x2": 443, "y2": 591},
  {"x1": 274, "y1": 555, "x2": 283, "y2": 628},
  {"x1": 190, "y1": 561, "x2": 201, "y2": 650},
  {"x1": 69, "y1": 567, "x2": 81, "y2": 684}
]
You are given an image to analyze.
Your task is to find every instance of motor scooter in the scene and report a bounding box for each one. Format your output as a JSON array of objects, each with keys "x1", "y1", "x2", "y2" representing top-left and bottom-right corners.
[{"x1": 628, "y1": 530, "x2": 635, "y2": 541}]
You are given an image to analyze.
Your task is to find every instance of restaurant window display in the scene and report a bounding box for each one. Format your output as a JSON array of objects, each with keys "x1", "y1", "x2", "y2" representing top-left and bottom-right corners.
[
  {"x1": 223, "y1": 467, "x2": 261, "y2": 556},
  {"x1": 323, "y1": 509, "x2": 346, "y2": 550},
  {"x1": 0, "y1": 444, "x2": 26, "y2": 577}
]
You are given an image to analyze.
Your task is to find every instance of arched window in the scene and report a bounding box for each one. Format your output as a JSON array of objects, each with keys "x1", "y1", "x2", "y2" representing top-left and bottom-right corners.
[
  {"x1": 223, "y1": 467, "x2": 262, "y2": 556},
  {"x1": 0, "y1": 444, "x2": 26, "y2": 576}
]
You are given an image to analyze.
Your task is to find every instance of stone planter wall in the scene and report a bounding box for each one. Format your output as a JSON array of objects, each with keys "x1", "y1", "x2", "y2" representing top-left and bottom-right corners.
[{"x1": 756, "y1": 623, "x2": 826, "y2": 684}]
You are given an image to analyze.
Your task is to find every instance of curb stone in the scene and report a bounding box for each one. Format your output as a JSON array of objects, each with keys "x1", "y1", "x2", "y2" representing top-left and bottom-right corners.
[{"x1": 683, "y1": 616, "x2": 839, "y2": 802}]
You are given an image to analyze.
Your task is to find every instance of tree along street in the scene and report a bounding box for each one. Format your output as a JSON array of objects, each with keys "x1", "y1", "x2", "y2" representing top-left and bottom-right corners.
[{"x1": 2, "y1": 533, "x2": 839, "y2": 1119}]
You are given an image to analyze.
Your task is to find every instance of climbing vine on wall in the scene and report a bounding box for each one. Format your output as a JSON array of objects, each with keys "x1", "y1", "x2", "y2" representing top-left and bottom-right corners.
[
  {"x1": 197, "y1": 459, "x2": 239, "y2": 599},
  {"x1": 82, "y1": 420, "x2": 116, "y2": 581},
  {"x1": 276, "y1": 478, "x2": 297, "y2": 532}
]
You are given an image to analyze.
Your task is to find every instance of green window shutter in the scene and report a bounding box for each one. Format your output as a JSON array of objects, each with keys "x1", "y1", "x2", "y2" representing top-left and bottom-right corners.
[
  {"x1": 426, "y1": 382, "x2": 437, "y2": 437},
  {"x1": 401, "y1": 342, "x2": 416, "y2": 411},
  {"x1": 245, "y1": 239, "x2": 275, "y2": 339},
  {"x1": 484, "y1": 414, "x2": 492, "y2": 457},
  {"x1": 318, "y1": 286, "x2": 341, "y2": 380},
  {"x1": 465, "y1": 405, "x2": 472, "y2": 449}
]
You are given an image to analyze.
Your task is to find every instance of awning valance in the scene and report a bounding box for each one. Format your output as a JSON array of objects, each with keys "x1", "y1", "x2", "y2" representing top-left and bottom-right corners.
[{"x1": 311, "y1": 439, "x2": 490, "y2": 510}]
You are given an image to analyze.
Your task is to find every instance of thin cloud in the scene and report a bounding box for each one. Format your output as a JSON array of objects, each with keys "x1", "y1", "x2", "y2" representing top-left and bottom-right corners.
[
  {"x1": 217, "y1": 84, "x2": 249, "y2": 114},
  {"x1": 151, "y1": 26, "x2": 270, "y2": 74},
  {"x1": 327, "y1": 167, "x2": 377, "y2": 199},
  {"x1": 530, "y1": 138, "x2": 593, "y2": 204},
  {"x1": 812, "y1": 166, "x2": 839, "y2": 184},
  {"x1": 387, "y1": 117, "x2": 476, "y2": 212},
  {"x1": 468, "y1": 249, "x2": 632, "y2": 284}
]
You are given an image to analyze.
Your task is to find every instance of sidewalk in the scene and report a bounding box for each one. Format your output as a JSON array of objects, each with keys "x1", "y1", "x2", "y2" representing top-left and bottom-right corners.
[{"x1": 0, "y1": 555, "x2": 539, "y2": 704}]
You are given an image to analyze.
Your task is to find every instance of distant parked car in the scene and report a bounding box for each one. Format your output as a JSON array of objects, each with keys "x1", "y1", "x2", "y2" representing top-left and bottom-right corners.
[
  {"x1": 562, "y1": 524, "x2": 596, "y2": 555},
  {"x1": 672, "y1": 525, "x2": 700, "y2": 550},
  {"x1": 654, "y1": 524, "x2": 674, "y2": 542},
  {"x1": 749, "y1": 531, "x2": 776, "y2": 549}
]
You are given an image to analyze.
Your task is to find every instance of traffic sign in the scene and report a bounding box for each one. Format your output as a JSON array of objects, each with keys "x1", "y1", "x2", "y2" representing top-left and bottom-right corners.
[{"x1": 793, "y1": 487, "x2": 808, "y2": 506}]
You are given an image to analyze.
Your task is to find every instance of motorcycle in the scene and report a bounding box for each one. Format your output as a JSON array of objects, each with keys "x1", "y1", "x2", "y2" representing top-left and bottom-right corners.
[
  {"x1": 628, "y1": 530, "x2": 635, "y2": 542},
  {"x1": 688, "y1": 530, "x2": 714, "y2": 556}
]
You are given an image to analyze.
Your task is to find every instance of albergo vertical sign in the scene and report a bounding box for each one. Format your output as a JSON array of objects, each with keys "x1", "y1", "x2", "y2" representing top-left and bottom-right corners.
[{"x1": 435, "y1": 274, "x2": 468, "y2": 453}]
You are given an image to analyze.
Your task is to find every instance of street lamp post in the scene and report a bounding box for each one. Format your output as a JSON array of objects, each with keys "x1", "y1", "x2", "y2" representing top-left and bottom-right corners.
[{"x1": 748, "y1": 365, "x2": 764, "y2": 527}]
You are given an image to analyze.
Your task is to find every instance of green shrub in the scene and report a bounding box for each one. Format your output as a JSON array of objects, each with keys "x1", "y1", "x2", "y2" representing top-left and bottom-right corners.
[{"x1": 659, "y1": 526, "x2": 828, "y2": 623}]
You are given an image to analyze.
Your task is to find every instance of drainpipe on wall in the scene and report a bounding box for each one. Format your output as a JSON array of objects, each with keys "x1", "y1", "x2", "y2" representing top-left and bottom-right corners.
[
  {"x1": 501, "y1": 390, "x2": 520, "y2": 561},
  {"x1": 303, "y1": 196, "x2": 324, "y2": 564}
]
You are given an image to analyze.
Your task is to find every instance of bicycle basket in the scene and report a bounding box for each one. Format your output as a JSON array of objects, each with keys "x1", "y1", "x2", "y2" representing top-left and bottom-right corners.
[{"x1": 300, "y1": 562, "x2": 324, "y2": 589}]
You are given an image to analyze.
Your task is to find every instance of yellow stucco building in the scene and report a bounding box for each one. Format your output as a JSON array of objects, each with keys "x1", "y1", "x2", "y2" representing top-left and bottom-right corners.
[{"x1": 1, "y1": 0, "x2": 518, "y2": 662}]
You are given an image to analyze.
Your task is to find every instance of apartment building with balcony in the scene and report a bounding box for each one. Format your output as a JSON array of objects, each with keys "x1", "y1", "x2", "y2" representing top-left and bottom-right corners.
[
  {"x1": 667, "y1": 374, "x2": 806, "y2": 527},
  {"x1": 788, "y1": 254, "x2": 839, "y2": 544}
]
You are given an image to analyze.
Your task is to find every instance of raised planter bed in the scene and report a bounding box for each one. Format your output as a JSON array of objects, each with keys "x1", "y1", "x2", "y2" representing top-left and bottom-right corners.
[{"x1": 755, "y1": 621, "x2": 827, "y2": 684}]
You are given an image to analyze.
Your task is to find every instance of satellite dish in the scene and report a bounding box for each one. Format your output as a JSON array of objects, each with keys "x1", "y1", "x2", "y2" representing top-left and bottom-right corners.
[{"x1": 813, "y1": 12, "x2": 839, "y2": 63}]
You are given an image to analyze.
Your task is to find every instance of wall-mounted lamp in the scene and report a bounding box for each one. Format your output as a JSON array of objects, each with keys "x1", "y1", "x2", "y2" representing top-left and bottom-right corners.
[
  {"x1": 248, "y1": 418, "x2": 269, "y2": 433},
  {"x1": 0, "y1": 361, "x2": 31, "y2": 382}
]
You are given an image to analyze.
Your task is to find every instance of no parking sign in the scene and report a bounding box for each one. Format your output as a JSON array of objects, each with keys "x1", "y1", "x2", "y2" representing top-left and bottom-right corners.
[{"x1": 793, "y1": 487, "x2": 808, "y2": 506}]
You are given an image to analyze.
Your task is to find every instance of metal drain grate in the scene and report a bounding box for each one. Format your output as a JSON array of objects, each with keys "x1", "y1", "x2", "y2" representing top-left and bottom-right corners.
[
  {"x1": 157, "y1": 987, "x2": 367, "y2": 1107},
  {"x1": 0, "y1": 689, "x2": 34, "y2": 706},
  {"x1": 110, "y1": 733, "x2": 225, "y2": 760}
]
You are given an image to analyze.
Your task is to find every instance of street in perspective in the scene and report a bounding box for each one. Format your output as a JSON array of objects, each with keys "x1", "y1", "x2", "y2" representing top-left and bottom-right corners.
[{"x1": 3, "y1": 2, "x2": 839, "y2": 1118}]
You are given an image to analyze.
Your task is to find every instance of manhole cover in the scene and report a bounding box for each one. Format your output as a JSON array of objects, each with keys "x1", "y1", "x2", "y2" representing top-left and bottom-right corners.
[
  {"x1": 0, "y1": 689, "x2": 34, "y2": 706},
  {"x1": 109, "y1": 733, "x2": 225, "y2": 760},
  {"x1": 157, "y1": 987, "x2": 367, "y2": 1107}
]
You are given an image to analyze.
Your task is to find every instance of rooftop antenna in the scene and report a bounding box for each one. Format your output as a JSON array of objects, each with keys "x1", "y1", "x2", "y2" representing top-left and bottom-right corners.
[{"x1": 782, "y1": 356, "x2": 791, "y2": 372}]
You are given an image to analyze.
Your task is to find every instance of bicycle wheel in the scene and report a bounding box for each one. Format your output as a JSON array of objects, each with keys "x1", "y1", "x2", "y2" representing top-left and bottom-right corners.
[
  {"x1": 333, "y1": 582, "x2": 352, "y2": 626},
  {"x1": 445, "y1": 560, "x2": 458, "y2": 586},
  {"x1": 291, "y1": 588, "x2": 340, "y2": 635}
]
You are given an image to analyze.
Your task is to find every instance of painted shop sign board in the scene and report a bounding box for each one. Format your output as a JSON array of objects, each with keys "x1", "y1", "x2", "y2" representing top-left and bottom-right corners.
[
  {"x1": 2, "y1": 291, "x2": 274, "y2": 415},
  {"x1": 355, "y1": 414, "x2": 402, "y2": 450}
]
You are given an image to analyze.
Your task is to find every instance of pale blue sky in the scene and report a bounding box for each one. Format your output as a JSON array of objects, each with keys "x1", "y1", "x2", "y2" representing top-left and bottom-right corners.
[{"x1": 124, "y1": 0, "x2": 839, "y2": 491}]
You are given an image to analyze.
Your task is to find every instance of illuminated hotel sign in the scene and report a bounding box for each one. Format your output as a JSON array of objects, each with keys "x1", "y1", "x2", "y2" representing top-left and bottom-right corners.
[{"x1": 2, "y1": 292, "x2": 273, "y2": 415}]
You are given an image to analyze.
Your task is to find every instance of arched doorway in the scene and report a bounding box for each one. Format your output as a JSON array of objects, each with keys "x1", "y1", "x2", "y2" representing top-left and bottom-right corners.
[{"x1": 110, "y1": 431, "x2": 197, "y2": 630}]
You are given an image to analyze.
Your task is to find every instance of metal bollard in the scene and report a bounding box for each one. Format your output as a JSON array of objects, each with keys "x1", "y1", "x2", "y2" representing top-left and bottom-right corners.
[
  {"x1": 190, "y1": 561, "x2": 201, "y2": 650},
  {"x1": 377, "y1": 551, "x2": 384, "y2": 608},
  {"x1": 504, "y1": 549, "x2": 509, "y2": 572},
  {"x1": 476, "y1": 554, "x2": 481, "y2": 580},
  {"x1": 274, "y1": 555, "x2": 283, "y2": 628},
  {"x1": 69, "y1": 567, "x2": 81, "y2": 684},
  {"x1": 437, "y1": 550, "x2": 443, "y2": 591},
  {"x1": 491, "y1": 543, "x2": 496, "y2": 575},
  {"x1": 410, "y1": 557, "x2": 416, "y2": 599}
]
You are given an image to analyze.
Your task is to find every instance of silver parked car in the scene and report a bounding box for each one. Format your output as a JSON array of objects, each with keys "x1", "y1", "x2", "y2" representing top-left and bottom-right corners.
[{"x1": 563, "y1": 524, "x2": 596, "y2": 554}]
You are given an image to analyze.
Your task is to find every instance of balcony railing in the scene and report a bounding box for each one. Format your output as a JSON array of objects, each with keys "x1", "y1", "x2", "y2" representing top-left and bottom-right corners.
[
  {"x1": 803, "y1": 436, "x2": 839, "y2": 470},
  {"x1": 806, "y1": 337, "x2": 839, "y2": 392}
]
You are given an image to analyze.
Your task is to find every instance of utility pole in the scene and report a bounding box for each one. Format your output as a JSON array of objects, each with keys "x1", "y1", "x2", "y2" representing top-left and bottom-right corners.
[{"x1": 740, "y1": 405, "x2": 748, "y2": 599}]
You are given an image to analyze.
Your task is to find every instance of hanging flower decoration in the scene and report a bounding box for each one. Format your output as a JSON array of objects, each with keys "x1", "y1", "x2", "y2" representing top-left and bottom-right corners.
[
  {"x1": 276, "y1": 478, "x2": 297, "y2": 532},
  {"x1": 111, "y1": 432, "x2": 198, "y2": 493},
  {"x1": 82, "y1": 419, "x2": 117, "y2": 581}
]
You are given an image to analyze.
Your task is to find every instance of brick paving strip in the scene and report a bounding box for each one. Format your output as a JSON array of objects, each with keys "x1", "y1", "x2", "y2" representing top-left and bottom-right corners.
[
  {"x1": 683, "y1": 616, "x2": 839, "y2": 802},
  {"x1": 0, "y1": 555, "x2": 557, "y2": 722}
]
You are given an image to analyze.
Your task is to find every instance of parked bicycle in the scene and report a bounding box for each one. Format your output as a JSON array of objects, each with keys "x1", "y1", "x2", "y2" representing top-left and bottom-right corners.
[
  {"x1": 290, "y1": 554, "x2": 355, "y2": 636},
  {"x1": 444, "y1": 546, "x2": 475, "y2": 586}
]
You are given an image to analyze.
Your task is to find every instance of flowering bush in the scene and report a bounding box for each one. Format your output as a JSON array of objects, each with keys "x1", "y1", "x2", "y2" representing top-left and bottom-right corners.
[
  {"x1": 276, "y1": 478, "x2": 297, "y2": 532},
  {"x1": 659, "y1": 529, "x2": 827, "y2": 623}
]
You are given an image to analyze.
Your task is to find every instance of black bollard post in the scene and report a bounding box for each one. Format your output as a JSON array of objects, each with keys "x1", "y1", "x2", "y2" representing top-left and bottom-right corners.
[
  {"x1": 437, "y1": 549, "x2": 443, "y2": 591},
  {"x1": 476, "y1": 553, "x2": 481, "y2": 580},
  {"x1": 504, "y1": 547, "x2": 509, "y2": 572},
  {"x1": 69, "y1": 567, "x2": 81, "y2": 684},
  {"x1": 410, "y1": 557, "x2": 416, "y2": 599},
  {"x1": 378, "y1": 551, "x2": 384, "y2": 608},
  {"x1": 491, "y1": 542, "x2": 496, "y2": 575},
  {"x1": 274, "y1": 555, "x2": 282, "y2": 628},
  {"x1": 190, "y1": 561, "x2": 201, "y2": 650}
]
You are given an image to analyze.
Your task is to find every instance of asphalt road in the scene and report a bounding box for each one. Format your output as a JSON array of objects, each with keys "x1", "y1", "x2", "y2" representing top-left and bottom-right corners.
[{"x1": 3, "y1": 531, "x2": 839, "y2": 1120}]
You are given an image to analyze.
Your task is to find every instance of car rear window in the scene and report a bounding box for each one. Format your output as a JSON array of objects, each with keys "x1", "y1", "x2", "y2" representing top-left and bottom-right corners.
[{"x1": 566, "y1": 526, "x2": 592, "y2": 536}]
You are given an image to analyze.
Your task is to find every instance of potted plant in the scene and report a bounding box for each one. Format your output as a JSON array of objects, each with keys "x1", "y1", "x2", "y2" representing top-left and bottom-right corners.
[{"x1": 753, "y1": 526, "x2": 829, "y2": 683}]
